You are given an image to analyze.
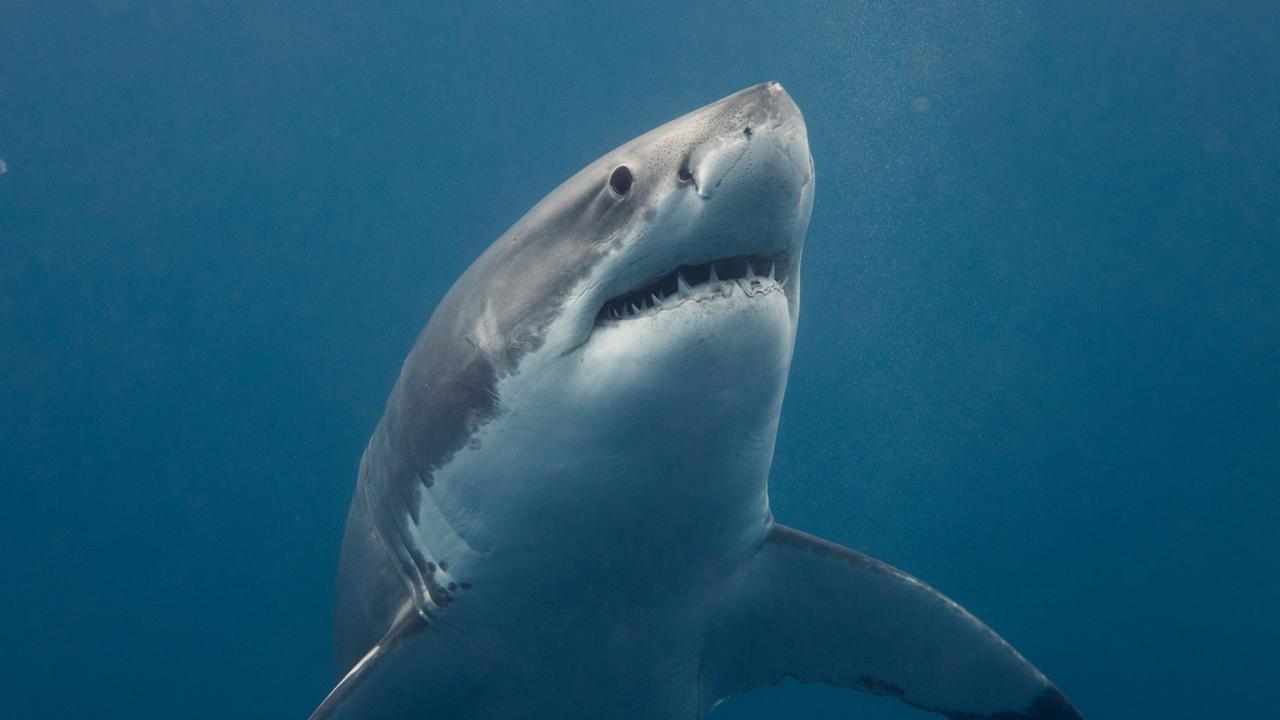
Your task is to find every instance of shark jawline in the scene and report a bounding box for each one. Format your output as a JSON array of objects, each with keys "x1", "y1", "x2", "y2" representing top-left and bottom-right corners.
[{"x1": 595, "y1": 251, "x2": 790, "y2": 324}]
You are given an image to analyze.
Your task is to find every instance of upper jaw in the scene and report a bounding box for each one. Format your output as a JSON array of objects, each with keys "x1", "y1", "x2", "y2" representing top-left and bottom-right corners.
[{"x1": 594, "y1": 252, "x2": 792, "y2": 326}]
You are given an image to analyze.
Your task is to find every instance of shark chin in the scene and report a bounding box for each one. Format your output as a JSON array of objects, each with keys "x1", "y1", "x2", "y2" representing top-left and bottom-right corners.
[{"x1": 311, "y1": 82, "x2": 1085, "y2": 720}]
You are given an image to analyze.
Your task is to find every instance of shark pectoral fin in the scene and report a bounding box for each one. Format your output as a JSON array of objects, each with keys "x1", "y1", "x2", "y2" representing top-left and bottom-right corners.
[
  {"x1": 309, "y1": 611, "x2": 428, "y2": 720},
  {"x1": 310, "y1": 610, "x2": 478, "y2": 720},
  {"x1": 701, "y1": 524, "x2": 1083, "y2": 720}
]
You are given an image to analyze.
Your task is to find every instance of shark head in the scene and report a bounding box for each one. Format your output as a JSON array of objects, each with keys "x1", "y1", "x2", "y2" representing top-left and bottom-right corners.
[
  {"x1": 545, "y1": 80, "x2": 813, "y2": 348},
  {"x1": 548, "y1": 81, "x2": 812, "y2": 408},
  {"x1": 382, "y1": 82, "x2": 814, "y2": 565}
]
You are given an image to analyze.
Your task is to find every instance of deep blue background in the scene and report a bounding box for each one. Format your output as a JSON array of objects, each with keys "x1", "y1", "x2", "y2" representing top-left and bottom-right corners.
[{"x1": 2, "y1": 2, "x2": 1276, "y2": 718}]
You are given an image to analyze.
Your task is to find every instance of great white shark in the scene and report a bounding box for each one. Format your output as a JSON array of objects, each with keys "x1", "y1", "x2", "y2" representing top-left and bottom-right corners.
[{"x1": 311, "y1": 82, "x2": 1084, "y2": 720}]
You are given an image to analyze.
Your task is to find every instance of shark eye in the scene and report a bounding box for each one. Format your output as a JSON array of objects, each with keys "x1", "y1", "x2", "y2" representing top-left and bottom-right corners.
[{"x1": 609, "y1": 165, "x2": 633, "y2": 196}]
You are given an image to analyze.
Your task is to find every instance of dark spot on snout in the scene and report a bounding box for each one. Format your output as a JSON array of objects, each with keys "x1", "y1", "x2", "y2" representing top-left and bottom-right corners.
[{"x1": 743, "y1": 126, "x2": 753, "y2": 136}]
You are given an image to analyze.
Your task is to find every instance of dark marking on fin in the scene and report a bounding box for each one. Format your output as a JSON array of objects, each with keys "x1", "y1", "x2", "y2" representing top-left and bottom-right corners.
[
  {"x1": 936, "y1": 687, "x2": 1083, "y2": 720},
  {"x1": 857, "y1": 675, "x2": 907, "y2": 697}
]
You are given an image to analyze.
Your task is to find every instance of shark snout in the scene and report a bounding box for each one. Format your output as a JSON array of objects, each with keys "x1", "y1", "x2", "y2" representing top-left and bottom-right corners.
[
  {"x1": 729, "y1": 81, "x2": 806, "y2": 138},
  {"x1": 685, "y1": 82, "x2": 811, "y2": 201},
  {"x1": 760, "y1": 81, "x2": 803, "y2": 124}
]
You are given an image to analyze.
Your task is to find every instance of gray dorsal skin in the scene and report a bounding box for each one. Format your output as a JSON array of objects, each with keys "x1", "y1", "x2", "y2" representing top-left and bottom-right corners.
[{"x1": 312, "y1": 83, "x2": 1084, "y2": 720}]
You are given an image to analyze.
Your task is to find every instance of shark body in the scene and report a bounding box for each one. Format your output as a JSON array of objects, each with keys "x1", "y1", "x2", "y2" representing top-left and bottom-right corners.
[{"x1": 312, "y1": 83, "x2": 1084, "y2": 720}]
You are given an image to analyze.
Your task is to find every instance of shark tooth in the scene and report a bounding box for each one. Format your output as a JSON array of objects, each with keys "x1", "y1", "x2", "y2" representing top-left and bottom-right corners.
[{"x1": 676, "y1": 272, "x2": 692, "y2": 295}]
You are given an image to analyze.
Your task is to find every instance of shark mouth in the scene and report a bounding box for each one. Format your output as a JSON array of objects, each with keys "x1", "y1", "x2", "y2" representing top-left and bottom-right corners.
[{"x1": 596, "y1": 252, "x2": 789, "y2": 325}]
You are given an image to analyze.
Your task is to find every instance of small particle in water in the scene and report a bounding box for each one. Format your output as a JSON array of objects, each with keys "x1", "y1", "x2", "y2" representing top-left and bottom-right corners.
[
  {"x1": 0, "y1": 159, "x2": 7, "y2": 174},
  {"x1": 911, "y1": 97, "x2": 932, "y2": 113},
  {"x1": 1201, "y1": 130, "x2": 1228, "y2": 154}
]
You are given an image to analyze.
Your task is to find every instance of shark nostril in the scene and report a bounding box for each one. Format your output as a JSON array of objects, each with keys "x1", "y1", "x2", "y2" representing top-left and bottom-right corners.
[{"x1": 677, "y1": 160, "x2": 693, "y2": 183}]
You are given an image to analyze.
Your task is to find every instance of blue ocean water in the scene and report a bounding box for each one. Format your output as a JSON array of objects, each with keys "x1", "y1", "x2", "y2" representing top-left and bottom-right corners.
[{"x1": 2, "y1": 2, "x2": 1276, "y2": 718}]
